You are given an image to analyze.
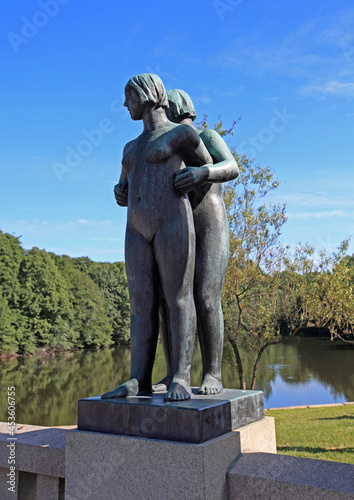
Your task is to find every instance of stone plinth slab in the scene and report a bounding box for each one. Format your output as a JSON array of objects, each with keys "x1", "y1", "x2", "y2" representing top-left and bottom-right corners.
[
  {"x1": 0, "y1": 423, "x2": 74, "y2": 478},
  {"x1": 78, "y1": 388, "x2": 264, "y2": 443},
  {"x1": 227, "y1": 453, "x2": 354, "y2": 499},
  {"x1": 66, "y1": 417, "x2": 276, "y2": 500},
  {"x1": 0, "y1": 467, "x2": 19, "y2": 500}
]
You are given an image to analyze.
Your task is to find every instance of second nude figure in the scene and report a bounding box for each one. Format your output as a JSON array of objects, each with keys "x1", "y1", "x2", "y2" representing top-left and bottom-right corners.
[{"x1": 154, "y1": 89, "x2": 238, "y2": 395}]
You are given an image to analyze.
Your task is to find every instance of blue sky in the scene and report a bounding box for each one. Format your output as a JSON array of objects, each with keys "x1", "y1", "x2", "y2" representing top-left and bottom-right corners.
[{"x1": 1, "y1": 0, "x2": 353, "y2": 262}]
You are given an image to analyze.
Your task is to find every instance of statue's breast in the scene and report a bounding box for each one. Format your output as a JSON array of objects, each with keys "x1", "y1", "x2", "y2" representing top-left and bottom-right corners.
[{"x1": 145, "y1": 137, "x2": 174, "y2": 165}]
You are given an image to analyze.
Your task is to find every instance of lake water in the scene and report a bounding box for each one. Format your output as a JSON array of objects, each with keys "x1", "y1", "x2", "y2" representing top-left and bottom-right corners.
[{"x1": 0, "y1": 337, "x2": 353, "y2": 426}]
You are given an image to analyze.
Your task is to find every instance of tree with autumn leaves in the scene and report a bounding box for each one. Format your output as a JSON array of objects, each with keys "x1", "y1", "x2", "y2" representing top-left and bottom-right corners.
[{"x1": 198, "y1": 116, "x2": 354, "y2": 390}]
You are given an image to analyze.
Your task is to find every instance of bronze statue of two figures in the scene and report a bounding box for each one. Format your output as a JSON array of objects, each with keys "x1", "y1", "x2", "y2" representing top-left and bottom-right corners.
[{"x1": 101, "y1": 74, "x2": 239, "y2": 402}]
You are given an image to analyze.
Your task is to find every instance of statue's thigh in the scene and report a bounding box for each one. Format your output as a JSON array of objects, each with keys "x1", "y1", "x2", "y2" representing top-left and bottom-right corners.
[
  {"x1": 195, "y1": 237, "x2": 228, "y2": 297},
  {"x1": 153, "y1": 216, "x2": 195, "y2": 302},
  {"x1": 125, "y1": 225, "x2": 158, "y2": 313},
  {"x1": 194, "y1": 208, "x2": 229, "y2": 296}
]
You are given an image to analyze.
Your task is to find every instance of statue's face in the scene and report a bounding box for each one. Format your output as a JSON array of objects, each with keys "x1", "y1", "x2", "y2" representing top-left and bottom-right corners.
[{"x1": 124, "y1": 86, "x2": 145, "y2": 120}]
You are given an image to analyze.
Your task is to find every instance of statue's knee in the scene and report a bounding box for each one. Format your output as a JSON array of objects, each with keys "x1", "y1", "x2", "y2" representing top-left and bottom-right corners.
[
  {"x1": 195, "y1": 295, "x2": 220, "y2": 316},
  {"x1": 165, "y1": 294, "x2": 193, "y2": 313}
]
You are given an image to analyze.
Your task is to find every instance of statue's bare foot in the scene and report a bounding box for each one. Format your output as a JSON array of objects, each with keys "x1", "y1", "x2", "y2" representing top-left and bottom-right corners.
[
  {"x1": 152, "y1": 374, "x2": 172, "y2": 393},
  {"x1": 164, "y1": 378, "x2": 192, "y2": 401},
  {"x1": 101, "y1": 378, "x2": 140, "y2": 399},
  {"x1": 198, "y1": 374, "x2": 223, "y2": 395}
]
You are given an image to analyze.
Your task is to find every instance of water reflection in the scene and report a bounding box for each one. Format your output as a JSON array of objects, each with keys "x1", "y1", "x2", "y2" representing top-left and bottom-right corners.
[
  {"x1": 254, "y1": 337, "x2": 354, "y2": 407},
  {"x1": 0, "y1": 337, "x2": 352, "y2": 426}
]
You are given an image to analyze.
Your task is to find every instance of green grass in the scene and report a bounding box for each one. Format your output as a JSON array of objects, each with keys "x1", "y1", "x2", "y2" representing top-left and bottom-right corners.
[{"x1": 265, "y1": 405, "x2": 354, "y2": 464}]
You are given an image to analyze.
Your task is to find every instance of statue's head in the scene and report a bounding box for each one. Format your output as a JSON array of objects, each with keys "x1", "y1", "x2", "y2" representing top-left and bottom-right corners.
[
  {"x1": 124, "y1": 73, "x2": 169, "y2": 110},
  {"x1": 166, "y1": 89, "x2": 197, "y2": 123}
]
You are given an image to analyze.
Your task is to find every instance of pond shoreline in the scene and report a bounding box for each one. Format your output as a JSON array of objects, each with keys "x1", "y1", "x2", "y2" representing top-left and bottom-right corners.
[{"x1": 266, "y1": 401, "x2": 354, "y2": 410}]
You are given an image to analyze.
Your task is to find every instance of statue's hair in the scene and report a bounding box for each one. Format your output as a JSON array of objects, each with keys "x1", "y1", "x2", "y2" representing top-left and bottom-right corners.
[
  {"x1": 166, "y1": 89, "x2": 197, "y2": 122},
  {"x1": 125, "y1": 73, "x2": 169, "y2": 109}
]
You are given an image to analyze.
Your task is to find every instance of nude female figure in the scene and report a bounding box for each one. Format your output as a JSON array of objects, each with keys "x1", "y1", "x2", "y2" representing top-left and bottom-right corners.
[
  {"x1": 154, "y1": 89, "x2": 239, "y2": 395},
  {"x1": 101, "y1": 74, "x2": 213, "y2": 401}
]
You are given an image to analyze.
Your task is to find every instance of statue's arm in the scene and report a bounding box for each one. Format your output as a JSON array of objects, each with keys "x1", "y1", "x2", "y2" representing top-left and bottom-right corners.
[
  {"x1": 174, "y1": 126, "x2": 213, "y2": 194},
  {"x1": 114, "y1": 170, "x2": 128, "y2": 207},
  {"x1": 198, "y1": 129, "x2": 239, "y2": 183},
  {"x1": 174, "y1": 128, "x2": 238, "y2": 194},
  {"x1": 114, "y1": 143, "x2": 130, "y2": 207}
]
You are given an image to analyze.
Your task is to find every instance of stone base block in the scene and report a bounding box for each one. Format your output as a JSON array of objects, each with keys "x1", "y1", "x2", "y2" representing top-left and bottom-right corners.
[
  {"x1": 36, "y1": 474, "x2": 61, "y2": 500},
  {"x1": 0, "y1": 468, "x2": 61, "y2": 500},
  {"x1": 0, "y1": 422, "x2": 73, "y2": 478},
  {"x1": 0, "y1": 466, "x2": 19, "y2": 500},
  {"x1": 227, "y1": 453, "x2": 354, "y2": 499},
  {"x1": 65, "y1": 417, "x2": 276, "y2": 500},
  {"x1": 78, "y1": 388, "x2": 264, "y2": 443}
]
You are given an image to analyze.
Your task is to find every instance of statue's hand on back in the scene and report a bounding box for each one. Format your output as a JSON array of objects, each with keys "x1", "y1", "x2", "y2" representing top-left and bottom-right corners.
[{"x1": 174, "y1": 166, "x2": 210, "y2": 194}]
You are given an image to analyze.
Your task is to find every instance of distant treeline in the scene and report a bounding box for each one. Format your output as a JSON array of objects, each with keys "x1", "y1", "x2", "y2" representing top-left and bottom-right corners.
[{"x1": 0, "y1": 230, "x2": 130, "y2": 354}]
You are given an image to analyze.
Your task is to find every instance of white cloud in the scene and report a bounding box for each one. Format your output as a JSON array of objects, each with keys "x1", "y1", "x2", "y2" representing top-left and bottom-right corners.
[
  {"x1": 288, "y1": 210, "x2": 354, "y2": 220},
  {"x1": 270, "y1": 189, "x2": 354, "y2": 210},
  {"x1": 193, "y1": 95, "x2": 211, "y2": 105},
  {"x1": 12, "y1": 218, "x2": 114, "y2": 232},
  {"x1": 299, "y1": 80, "x2": 354, "y2": 98},
  {"x1": 263, "y1": 97, "x2": 279, "y2": 102},
  {"x1": 45, "y1": 246, "x2": 125, "y2": 261},
  {"x1": 207, "y1": 8, "x2": 354, "y2": 99}
]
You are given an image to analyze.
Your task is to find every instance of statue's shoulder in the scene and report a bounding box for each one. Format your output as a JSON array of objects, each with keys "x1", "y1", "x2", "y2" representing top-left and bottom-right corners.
[
  {"x1": 159, "y1": 123, "x2": 191, "y2": 147},
  {"x1": 198, "y1": 128, "x2": 236, "y2": 164},
  {"x1": 198, "y1": 128, "x2": 222, "y2": 143},
  {"x1": 123, "y1": 137, "x2": 139, "y2": 154},
  {"x1": 170, "y1": 124, "x2": 201, "y2": 147},
  {"x1": 198, "y1": 128, "x2": 231, "y2": 152}
]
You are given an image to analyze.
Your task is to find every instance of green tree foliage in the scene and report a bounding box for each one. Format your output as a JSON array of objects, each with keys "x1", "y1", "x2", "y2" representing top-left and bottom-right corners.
[
  {"x1": 286, "y1": 240, "x2": 354, "y2": 344},
  {"x1": 52, "y1": 255, "x2": 116, "y2": 348},
  {"x1": 222, "y1": 153, "x2": 289, "y2": 389},
  {"x1": 0, "y1": 231, "x2": 31, "y2": 352},
  {"x1": 0, "y1": 231, "x2": 130, "y2": 354},
  {"x1": 0, "y1": 291, "x2": 18, "y2": 353},
  {"x1": 54, "y1": 255, "x2": 129, "y2": 344},
  {"x1": 343, "y1": 253, "x2": 354, "y2": 277},
  {"x1": 65, "y1": 267, "x2": 113, "y2": 348},
  {"x1": 88, "y1": 262, "x2": 130, "y2": 343},
  {"x1": 70, "y1": 256, "x2": 95, "y2": 273},
  {"x1": 18, "y1": 248, "x2": 73, "y2": 349},
  {"x1": 0, "y1": 230, "x2": 24, "y2": 306}
]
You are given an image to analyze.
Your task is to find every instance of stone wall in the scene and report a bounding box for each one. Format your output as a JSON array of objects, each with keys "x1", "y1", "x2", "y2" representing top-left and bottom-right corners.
[{"x1": 0, "y1": 420, "x2": 353, "y2": 499}]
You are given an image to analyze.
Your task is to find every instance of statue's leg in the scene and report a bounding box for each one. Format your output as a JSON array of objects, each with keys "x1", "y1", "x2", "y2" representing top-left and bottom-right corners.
[
  {"x1": 194, "y1": 200, "x2": 229, "y2": 395},
  {"x1": 154, "y1": 212, "x2": 196, "y2": 401},
  {"x1": 101, "y1": 225, "x2": 159, "y2": 399},
  {"x1": 152, "y1": 297, "x2": 172, "y2": 392}
]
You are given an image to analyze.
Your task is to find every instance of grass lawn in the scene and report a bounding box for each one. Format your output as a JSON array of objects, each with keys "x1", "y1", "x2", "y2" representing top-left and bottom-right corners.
[{"x1": 265, "y1": 405, "x2": 354, "y2": 464}]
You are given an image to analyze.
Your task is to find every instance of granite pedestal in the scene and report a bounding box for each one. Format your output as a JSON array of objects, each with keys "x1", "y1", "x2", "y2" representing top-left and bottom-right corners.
[
  {"x1": 78, "y1": 388, "x2": 264, "y2": 443},
  {"x1": 66, "y1": 417, "x2": 276, "y2": 500},
  {"x1": 227, "y1": 452, "x2": 354, "y2": 499},
  {"x1": 70, "y1": 388, "x2": 271, "y2": 499}
]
